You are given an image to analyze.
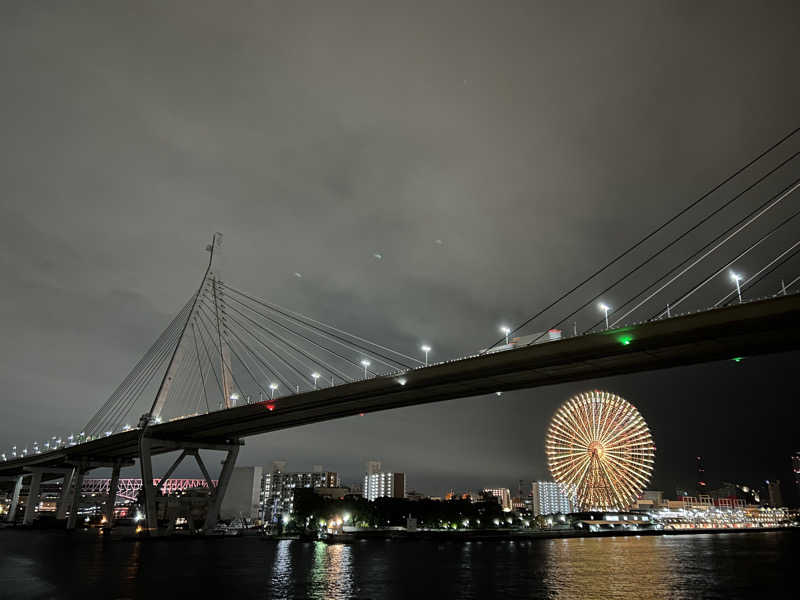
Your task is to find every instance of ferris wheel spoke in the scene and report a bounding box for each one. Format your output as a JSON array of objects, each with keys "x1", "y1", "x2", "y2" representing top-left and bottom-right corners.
[{"x1": 553, "y1": 408, "x2": 593, "y2": 448}]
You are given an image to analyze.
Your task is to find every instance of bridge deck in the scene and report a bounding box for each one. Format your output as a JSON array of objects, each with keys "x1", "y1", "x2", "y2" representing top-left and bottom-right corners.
[{"x1": 2, "y1": 293, "x2": 799, "y2": 478}]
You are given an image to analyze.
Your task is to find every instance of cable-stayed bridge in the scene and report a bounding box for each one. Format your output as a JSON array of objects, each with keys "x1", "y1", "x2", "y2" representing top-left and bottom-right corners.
[{"x1": 3, "y1": 127, "x2": 800, "y2": 534}]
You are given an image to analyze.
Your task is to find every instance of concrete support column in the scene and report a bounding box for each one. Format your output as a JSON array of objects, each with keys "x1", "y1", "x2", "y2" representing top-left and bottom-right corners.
[
  {"x1": 157, "y1": 450, "x2": 188, "y2": 493},
  {"x1": 65, "y1": 469, "x2": 86, "y2": 530},
  {"x1": 56, "y1": 468, "x2": 76, "y2": 520},
  {"x1": 104, "y1": 461, "x2": 122, "y2": 525},
  {"x1": 22, "y1": 472, "x2": 42, "y2": 525},
  {"x1": 138, "y1": 437, "x2": 158, "y2": 532},
  {"x1": 6, "y1": 475, "x2": 24, "y2": 522},
  {"x1": 192, "y1": 451, "x2": 214, "y2": 490},
  {"x1": 203, "y1": 441, "x2": 240, "y2": 531}
]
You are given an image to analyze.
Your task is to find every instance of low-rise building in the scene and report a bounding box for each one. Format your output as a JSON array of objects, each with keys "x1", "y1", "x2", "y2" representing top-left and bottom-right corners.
[{"x1": 483, "y1": 488, "x2": 512, "y2": 512}]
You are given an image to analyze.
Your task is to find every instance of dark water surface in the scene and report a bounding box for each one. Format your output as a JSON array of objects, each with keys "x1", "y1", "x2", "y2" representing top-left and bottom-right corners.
[{"x1": 0, "y1": 530, "x2": 793, "y2": 599}]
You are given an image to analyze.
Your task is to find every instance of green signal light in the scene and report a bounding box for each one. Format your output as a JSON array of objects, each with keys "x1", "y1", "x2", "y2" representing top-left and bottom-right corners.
[
  {"x1": 732, "y1": 357, "x2": 743, "y2": 363},
  {"x1": 618, "y1": 335, "x2": 633, "y2": 346}
]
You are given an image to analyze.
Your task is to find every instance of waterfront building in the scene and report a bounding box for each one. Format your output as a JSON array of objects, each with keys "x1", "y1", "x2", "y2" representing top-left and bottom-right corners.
[
  {"x1": 260, "y1": 462, "x2": 340, "y2": 522},
  {"x1": 633, "y1": 490, "x2": 666, "y2": 510},
  {"x1": 531, "y1": 481, "x2": 572, "y2": 516},
  {"x1": 793, "y1": 451, "x2": 800, "y2": 499},
  {"x1": 220, "y1": 466, "x2": 263, "y2": 523},
  {"x1": 363, "y1": 461, "x2": 406, "y2": 501},
  {"x1": 646, "y1": 505, "x2": 790, "y2": 529},
  {"x1": 483, "y1": 488, "x2": 513, "y2": 512}
]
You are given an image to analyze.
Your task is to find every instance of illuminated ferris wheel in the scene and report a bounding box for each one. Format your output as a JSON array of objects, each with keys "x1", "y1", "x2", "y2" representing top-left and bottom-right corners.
[{"x1": 546, "y1": 391, "x2": 655, "y2": 511}]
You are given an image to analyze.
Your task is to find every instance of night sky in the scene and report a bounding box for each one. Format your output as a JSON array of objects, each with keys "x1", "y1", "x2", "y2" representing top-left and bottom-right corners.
[{"x1": 1, "y1": 1, "x2": 798, "y2": 502}]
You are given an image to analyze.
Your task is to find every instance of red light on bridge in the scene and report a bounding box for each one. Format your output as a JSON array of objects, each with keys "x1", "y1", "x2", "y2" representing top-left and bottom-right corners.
[
  {"x1": 267, "y1": 404, "x2": 275, "y2": 411},
  {"x1": 359, "y1": 413, "x2": 365, "y2": 416}
]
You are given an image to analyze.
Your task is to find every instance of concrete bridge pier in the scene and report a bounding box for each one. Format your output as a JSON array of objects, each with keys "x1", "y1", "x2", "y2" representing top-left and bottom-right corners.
[
  {"x1": 102, "y1": 461, "x2": 122, "y2": 527},
  {"x1": 2, "y1": 475, "x2": 24, "y2": 523},
  {"x1": 138, "y1": 436, "x2": 242, "y2": 535},
  {"x1": 65, "y1": 467, "x2": 87, "y2": 530},
  {"x1": 55, "y1": 467, "x2": 76, "y2": 520},
  {"x1": 62, "y1": 459, "x2": 132, "y2": 530},
  {"x1": 21, "y1": 472, "x2": 42, "y2": 525}
]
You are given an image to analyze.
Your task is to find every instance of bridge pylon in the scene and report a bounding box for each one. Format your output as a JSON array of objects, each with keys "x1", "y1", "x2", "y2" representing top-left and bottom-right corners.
[{"x1": 131, "y1": 234, "x2": 243, "y2": 535}]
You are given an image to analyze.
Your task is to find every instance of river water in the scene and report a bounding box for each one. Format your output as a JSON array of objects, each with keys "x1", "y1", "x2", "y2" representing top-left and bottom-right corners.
[{"x1": 0, "y1": 530, "x2": 793, "y2": 599}]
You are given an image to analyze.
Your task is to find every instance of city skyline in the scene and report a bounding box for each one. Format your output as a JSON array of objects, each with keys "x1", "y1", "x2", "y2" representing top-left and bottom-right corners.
[
  {"x1": 0, "y1": 2, "x2": 798, "y2": 598},
  {"x1": 1, "y1": 1, "x2": 799, "y2": 508}
]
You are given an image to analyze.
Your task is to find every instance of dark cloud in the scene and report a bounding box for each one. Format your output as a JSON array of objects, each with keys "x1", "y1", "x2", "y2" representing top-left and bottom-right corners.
[{"x1": 1, "y1": 1, "x2": 799, "y2": 499}]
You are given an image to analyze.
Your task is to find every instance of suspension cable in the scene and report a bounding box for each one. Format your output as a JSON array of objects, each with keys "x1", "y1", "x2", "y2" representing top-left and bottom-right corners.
[{"x1": 484, "y1": 126, "x2": 800, "y2": 350}]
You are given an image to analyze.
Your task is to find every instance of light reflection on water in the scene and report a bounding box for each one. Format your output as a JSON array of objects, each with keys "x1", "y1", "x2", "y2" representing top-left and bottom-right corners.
[
  {"x1": 269, "y1": 540, "x2": 293, "y2": 598},
  {"x1": 0, "y1": 530, "x2": 793, "y2": 599},
  {"x1": 542, "y1": 536, "x2": 677, "y2": 599},
  {"x1": 308, "y1": 542, "x2": 354, "y2": 599}
]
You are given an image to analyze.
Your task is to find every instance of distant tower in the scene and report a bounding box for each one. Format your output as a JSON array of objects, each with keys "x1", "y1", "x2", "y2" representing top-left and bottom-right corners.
[
  {"x1": 696, "y1": 456, "x2": 707, "y2": 496},
  {"x1": 793, "y1": 451, "x2": 800, "y2": 500},
  {"x1": 765, "y1": 480, "x2": 784, "y2": 507}
]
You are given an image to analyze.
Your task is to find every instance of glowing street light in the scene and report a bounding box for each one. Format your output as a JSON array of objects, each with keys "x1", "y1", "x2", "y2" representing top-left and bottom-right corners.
[
  {"x1": 420, "y1": 344, "x2": 431, "y2": 366},
  {"x1": 500, "y1": 325, "x2": 511, "y2": 345},
  {"x1": 361, "y1": 359, "x2": 371, "y2": 378},
  {"x1": 269, "y1": 382, "x2": 278, "y2": 400},
  {"x1": 598, "y1": 303, "x2": 610, "y2": 329},
  {"x1": 730, "y1": 271, "x2": 744, "y2": 303},
  {"x1": 311, "y1": 372, "x2": 320, "y2": 389}
]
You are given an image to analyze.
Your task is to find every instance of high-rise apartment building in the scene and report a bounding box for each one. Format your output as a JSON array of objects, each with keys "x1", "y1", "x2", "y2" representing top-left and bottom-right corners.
[
  {"x1": 531, "y1": 481, "x2": 573, "y2": 516},
  {"x1": 765, "y1": 480, "x2": 784, "y2": 507},
  {"x1": 363, "y1": 461, "x2": 406, "y2": 501},
  {"x1": 793, "y1": 451, "x2": 800, "y2": 499},
  {"x1": 260, "y1": 462, "x2": 340, "y2": 522}
]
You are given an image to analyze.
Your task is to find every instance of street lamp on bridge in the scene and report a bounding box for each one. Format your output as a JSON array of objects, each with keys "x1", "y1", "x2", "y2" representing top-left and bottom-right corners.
[
  {"x1": 312, "y1": 372, "x2": 320, "y2": 389},
  {"x1": 421, "y1": 345, "x2": 431, "y2": 366},
  {"x1": 599, "y1": 303, "x2": 611, "y2": 329},
  {"x1": 360, "y1": 359, "x2": 371, "y2": 378},
  {"x1": 730, "y1": 271, "x2": 744, "y2": 303},
  {"x1": 269, "y1": 382, "x2": 278, "y2": 399},
  {"x1": 500, "y1": 325, "x2": 511, "y2": 345}
]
